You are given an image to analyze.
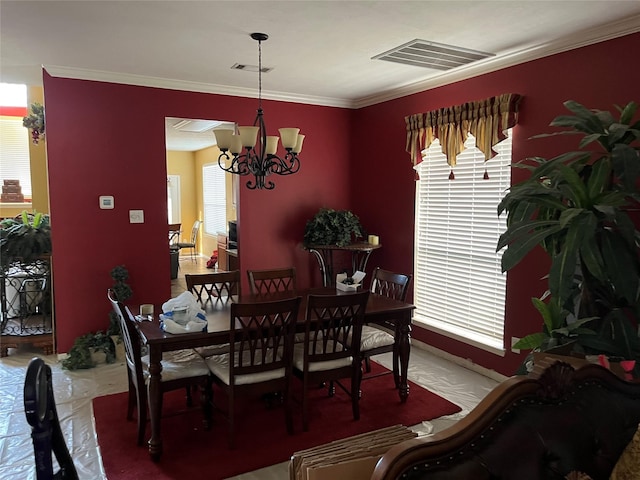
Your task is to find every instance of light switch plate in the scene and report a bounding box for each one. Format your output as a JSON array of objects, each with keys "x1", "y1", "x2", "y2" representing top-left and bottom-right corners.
[{"x1": 129, "y1": 210, "x2": 144, "y2": 223}]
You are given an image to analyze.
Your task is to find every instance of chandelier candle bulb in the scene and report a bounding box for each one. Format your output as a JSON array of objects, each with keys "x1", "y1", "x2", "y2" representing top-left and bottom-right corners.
[
  {"x1": 230, "y1": 135, "x2": 243, "y2": 155},
  {"x1": 293, "y1": 134, "x2": 305, "y2": 154},
  {"x1": 279, "y1": 128, "x2": 300, "y2": 149},
  {"x1": 213, "y1": 129, "x2": 234, "y2": 150},
  {"x1": 368, "y1": 235, "x2": 379, "y2": 245},
  {"x1": 238, "y1": 126, "x2": 259, "y2": 148},
  {"x1": 266, "y1": 136, "x2": 279, "y2": 155}
]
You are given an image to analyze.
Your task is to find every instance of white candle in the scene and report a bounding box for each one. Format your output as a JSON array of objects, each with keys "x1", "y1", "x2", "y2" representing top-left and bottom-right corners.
[{"x1": 368, "y1": 235, "x2": 379, "y2": 245}]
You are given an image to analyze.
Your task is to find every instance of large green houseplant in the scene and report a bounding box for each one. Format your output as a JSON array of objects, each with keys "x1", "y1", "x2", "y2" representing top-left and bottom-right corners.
[{"x1": 497, "y1": 100, "x2": 640, "y2": 363}]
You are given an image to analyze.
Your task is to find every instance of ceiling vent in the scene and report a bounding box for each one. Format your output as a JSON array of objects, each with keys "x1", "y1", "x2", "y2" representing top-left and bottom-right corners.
[
  {"x1": 168, "y1": 118, "x2": 223, "y2": 133},
  {"x1": 373, "y1": 39, "x2": 495, "y2": 71},
  {"x1": 231, "y1": 63, "x2": 273, "y2": 73}
]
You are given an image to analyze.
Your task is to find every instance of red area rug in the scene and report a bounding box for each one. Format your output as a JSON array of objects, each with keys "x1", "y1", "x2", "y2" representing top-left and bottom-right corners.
[{"x1": 93, "y1": 362, "x2": 460, "y2": 479}]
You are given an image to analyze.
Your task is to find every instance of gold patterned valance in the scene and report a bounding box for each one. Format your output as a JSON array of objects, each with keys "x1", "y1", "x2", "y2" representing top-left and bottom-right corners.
[{"x1": 405, "y1": 93, "x2": 522, "y2": 169}]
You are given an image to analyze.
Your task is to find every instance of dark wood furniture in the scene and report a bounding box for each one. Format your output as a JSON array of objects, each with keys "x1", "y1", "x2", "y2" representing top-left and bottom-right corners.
[
  {"x1": 108, "y1": 289, "x2": 211, "y2": 447},
  {"x1": 361, "y1": 268, "x2": 412, "y2": 386},
  {"x1": 247, "y1": 267, "x2": 297, "y2": 295},
  {"x1": 168, "y1": 223, "x2": 181, "y2": 245},
  {"x1": 185, "y1": 270, "x2": 241, "y2": 307},
  {"x1": 294, "y1": 291, "x2": 369, "y2": 431},
  {"x1": 136, "y1": 287, "x2": 414, "y2": 460},
  {"x1": 217, "y1": 233, "x2": 239, "y2": 271},
  {"x1": 306, "y1": 242, "x2": 382, "y2": 287},
  {"x1": 371, "y1": 361, "x2": 640, "y2": 480},
  {"x1": 206, "y1": 296, "x2": 302, "y2": 448},
  {"x1": 24, "y1": 357, "x2": 79, "y2": 480}
]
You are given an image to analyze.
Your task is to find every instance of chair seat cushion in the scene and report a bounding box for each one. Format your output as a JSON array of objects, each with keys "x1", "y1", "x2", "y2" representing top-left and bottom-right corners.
[
  {"x1": 195, "y1": 343, "x2": 231, "y2": 358},
  {"x1": 360, "y1": 325, "x2": 394, "y2": 351},
  {"x1": 292, "y1": 343, "x2": 352, "y2": 372},
  {"x1": 142, "y1": 348, "x2": 209, "y2": 382},
  {"x1": 206, "y1": 351, "x2": 285, "y2": 385}
]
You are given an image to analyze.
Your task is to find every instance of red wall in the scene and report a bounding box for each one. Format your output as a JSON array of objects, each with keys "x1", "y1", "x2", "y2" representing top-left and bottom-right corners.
[
  {"x1": 44, "y1": 32, "x2": 640, "y2": 376},
  {"x1": 43, "y1": 74, "x2": 351, "y2": 352},
  {"x1": 351, "y1": 32, "x2": 640, "y2": 375}
]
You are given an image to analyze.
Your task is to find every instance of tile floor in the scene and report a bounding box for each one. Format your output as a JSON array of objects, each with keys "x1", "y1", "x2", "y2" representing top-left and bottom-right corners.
[{"x1": 0, "y1": 257, "x2": 503, "y2": 479}]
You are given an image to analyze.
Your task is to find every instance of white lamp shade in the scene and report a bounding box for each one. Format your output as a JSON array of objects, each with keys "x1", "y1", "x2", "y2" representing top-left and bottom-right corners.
[
  {"x1": 238, "y1": 126, "x2": 259, "y2": 148},
  {"x1": 292, "y1": 134, "x2": 305, "y2": 154},
  {"x1": 266, "y1": 136, "x2": 279, "y2": 155},
  {"x1": 214, "y1": 129, "x2": 234, "y2": 150},
  {"x1": 278, "y1": 128, "x2": 300, "y2": 149},
  {"x1": 230, "y1": 135, "x2": 243, "y2": 155}
]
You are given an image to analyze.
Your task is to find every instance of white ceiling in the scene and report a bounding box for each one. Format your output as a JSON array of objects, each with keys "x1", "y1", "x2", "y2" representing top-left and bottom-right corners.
[{"x1": 2, "y1": 0, "x2": 640, "y2": 151}]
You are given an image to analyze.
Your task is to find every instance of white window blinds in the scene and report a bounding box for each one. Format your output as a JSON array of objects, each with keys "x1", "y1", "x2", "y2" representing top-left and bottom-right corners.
[
  {"x1": 202, "y1": 163, "x2": 226, "y2": 236},
  {"x1": 0, "y1": 116, "x2": 32, "y2": 197},
  {"x1": 413, "y1": 132, "x2": 511, "y2": 353}
]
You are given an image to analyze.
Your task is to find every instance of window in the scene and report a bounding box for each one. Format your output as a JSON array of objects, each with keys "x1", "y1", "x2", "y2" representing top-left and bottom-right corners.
[
  {"x1": 413, "y1": 132, "x2": 511, "y2": 354},
  {"x1": 0, "y1": 83, "x2": 31, "y2": 200},
  {"x1": 202, "y1": 163, "x2": 226, "y2": 236}
]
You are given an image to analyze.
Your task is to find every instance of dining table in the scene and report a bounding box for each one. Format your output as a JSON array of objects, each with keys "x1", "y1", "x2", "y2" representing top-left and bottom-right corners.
[{"x1": 136, "y1": 286, "x2": 415, "y2": 461}]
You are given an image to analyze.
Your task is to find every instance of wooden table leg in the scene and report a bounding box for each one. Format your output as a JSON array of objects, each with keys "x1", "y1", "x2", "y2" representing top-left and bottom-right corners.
[
  {"x1": 147, "y1": 347, "x2": 163, "y2": 461},
  {"x1": 397, "y1": 312, "x2": 412, "y2": 403}
]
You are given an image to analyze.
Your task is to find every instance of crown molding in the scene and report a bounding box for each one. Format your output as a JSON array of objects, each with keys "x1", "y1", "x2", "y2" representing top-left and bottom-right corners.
[
  {"x1": 43, "y1": 65, "x2": 352, "y2": 109},
  {"x1": 353, "y1": 14, "x2": 640, "y2": 108},
  {"x1": 45, "y1": 14, "x2": 640, "y2": 111}
]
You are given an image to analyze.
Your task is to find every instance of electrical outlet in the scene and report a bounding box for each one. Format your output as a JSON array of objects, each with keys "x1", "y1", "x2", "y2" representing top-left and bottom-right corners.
[
  {"x1": 511, "y1": 336, "x2": 521, "y2": 354},
  {"x1": 129, "y1": 210, "x2": 144, "y2": 223}
]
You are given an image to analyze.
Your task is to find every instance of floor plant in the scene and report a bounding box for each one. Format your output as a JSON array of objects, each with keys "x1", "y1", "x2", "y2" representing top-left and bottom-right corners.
[{"x1": 497, "y1": 100, "x2": 640, "y2": 365}]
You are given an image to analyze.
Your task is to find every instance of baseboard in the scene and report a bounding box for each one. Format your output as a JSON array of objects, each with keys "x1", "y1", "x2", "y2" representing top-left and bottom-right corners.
[{"x1": 411, "y1": 338, "x2": 509, "y2": 383}]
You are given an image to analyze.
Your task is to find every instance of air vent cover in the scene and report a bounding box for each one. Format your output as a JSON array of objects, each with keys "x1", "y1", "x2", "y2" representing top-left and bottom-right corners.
[
  {"x1": 373, "y1": 39, "x2": 495, "y2": 71},
  {"x1": 231, "y1": 63, "x2": 273, "y2": 73}
]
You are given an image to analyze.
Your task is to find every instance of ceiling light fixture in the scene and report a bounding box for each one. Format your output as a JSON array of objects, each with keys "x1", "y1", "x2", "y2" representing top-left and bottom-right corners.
[{"x1": 214, "y1": 33, "x2": 304, "y2": 190}]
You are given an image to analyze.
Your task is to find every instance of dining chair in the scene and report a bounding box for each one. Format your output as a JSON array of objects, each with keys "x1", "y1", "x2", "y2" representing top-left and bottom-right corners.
[
  {"x1": 293, "y1": 291, "x2": 369, "y2": 431},
  {"x1": 186, "y1": 270, "x2": 241, "y2": 359},
  {"x1": 361, "y1": 267, "x2": 412, "y2": 387},
  {"x1": 205, "y1": 296, "x2": 302, "y2": 448},
  {"x1": 24, "y1": 357, "x2": 79, "y2": 480},
  {"x1": 107, "y1": 289, "x2": 212, "y2": 446},
  {"x1": 168, "y1": 223, "x2": 181, "y2": 246},
  {"x1": 176, "y1": 219, "x2": 202, "y2": 262},
  {"x1": 186, "y1": 270, "x2": 241, "y2": 307},
  {"x1": 247, "y1": 267, "x2": 297, "y2": 296}
]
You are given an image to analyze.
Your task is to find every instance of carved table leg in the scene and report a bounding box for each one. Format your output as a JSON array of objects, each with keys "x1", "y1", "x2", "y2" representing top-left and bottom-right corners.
[
  {"x1": 147, "y1": 347, "x2": 163, "y2": 461},
  {"x1": 397, "y1": 312, "x2": 412, "y2": 403}
]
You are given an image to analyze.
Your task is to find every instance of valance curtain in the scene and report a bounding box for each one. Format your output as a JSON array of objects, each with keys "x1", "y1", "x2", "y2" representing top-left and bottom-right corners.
[{"x1": 405, "y1": 93, "x2": 522, "y2": 175}]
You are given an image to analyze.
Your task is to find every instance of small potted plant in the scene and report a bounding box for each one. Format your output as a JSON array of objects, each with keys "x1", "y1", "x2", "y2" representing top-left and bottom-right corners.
[{"x1": 106, "y1": 265, "x2": 132, "y2": 361}]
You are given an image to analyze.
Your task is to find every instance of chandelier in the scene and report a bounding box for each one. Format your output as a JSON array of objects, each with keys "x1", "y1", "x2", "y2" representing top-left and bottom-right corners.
[{"x1": 214, "y1": 33, "x2": 304, "y2": 190}]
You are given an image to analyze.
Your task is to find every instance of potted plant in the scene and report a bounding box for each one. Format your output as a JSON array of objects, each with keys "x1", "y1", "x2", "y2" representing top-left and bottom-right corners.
[
  {"x1": 497, "y1": 100, "x2": 640, "y2": 369},
  {"x1": 62, "y1": 265, "x2": 132, "y2": 369},
  {"x1": 106, "y1": 265, "x2": 132, "y2": 361},
  {"x1": 0, "y1": 211, "x2": 51, "y2": 269},
  {"x1": 303, "y1": 208, "x2": 364, "y2": 247}
]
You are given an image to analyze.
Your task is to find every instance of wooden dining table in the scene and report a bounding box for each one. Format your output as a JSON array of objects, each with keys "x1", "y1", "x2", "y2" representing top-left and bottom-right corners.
[{"x1": 136, "y1": 287, "x2": 415, "y2": 461}]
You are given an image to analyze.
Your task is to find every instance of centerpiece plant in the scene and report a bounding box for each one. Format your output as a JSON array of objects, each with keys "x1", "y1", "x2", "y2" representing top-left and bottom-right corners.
[
  {"x1": 303, "y1": 208, "x2": 364, "y2": 247},
  {"x1": 497, "y1": 100, "x2": 640, "y2": 364}
]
